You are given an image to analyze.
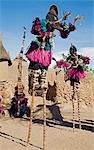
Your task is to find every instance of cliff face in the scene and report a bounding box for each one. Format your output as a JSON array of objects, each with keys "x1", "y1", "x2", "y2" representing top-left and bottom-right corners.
[
  {"x1": 0, "y1": 67, "x2": 94, "y2": 106},
  {"x1": 46, "y1": 68, "x2": 94, "y2": 106},
  {"x1": 79, "y1": 72, "x2": 94, "y2": 105},
  {"x1": 0, "y1": 58, "x2": 28, "y2": 103}
]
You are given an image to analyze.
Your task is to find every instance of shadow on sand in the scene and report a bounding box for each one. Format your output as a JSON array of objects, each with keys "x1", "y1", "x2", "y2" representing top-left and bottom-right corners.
[
  {"x1": 0, "y1": 131, "x2": 42, "y2": 149},
  {"x1": 0, "y1": 101, "x2": 94, "y2": 150},
  {"x1": 32, "y1": 103, "x2": 94, "y2": 132}
]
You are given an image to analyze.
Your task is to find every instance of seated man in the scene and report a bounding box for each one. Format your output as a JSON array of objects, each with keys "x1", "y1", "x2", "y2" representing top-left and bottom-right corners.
[{"x1": 8, "y1": 97, "x2": 18, "y2": 117}]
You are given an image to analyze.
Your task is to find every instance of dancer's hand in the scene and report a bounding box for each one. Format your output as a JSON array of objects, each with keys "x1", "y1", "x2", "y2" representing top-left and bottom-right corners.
[
  {"x1": 74, "y1": 15, "x2": 85, "y2": 24},
  {"x1": 62, "y1": 11, "x2": 71, "y2": 21}
]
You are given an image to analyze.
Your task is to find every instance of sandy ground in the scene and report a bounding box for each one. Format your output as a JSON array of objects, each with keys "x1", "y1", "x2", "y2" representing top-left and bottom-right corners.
[{"x1": 0, "y1": 96, "x2": 94, "y2": 150}]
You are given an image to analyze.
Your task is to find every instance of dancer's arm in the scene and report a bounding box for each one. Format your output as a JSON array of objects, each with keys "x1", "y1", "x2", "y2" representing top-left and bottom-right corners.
[{"x1": 54, "y1": 11, "x2": 71, "y2": 24}]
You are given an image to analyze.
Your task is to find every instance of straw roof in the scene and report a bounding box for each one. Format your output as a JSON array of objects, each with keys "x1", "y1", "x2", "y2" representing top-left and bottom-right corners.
[
  {"x1": 0, "y1": 38, "x2": 10, "y2": 62},
  {"x1": 0, "y1": 34, "x2": 12, "y2": 65}
]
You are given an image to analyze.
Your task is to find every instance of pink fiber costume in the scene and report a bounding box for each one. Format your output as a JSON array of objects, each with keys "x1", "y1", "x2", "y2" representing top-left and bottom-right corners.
[
  {"x1": 25, "y1": 18, "x2": 53, "y2": 70},
  {"x1": 56, "y1": 44, "x2": 90, "y2": 83}
]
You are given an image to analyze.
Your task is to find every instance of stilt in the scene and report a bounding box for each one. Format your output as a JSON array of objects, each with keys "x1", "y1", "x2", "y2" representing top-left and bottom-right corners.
[
  {"x1": 76, "y1": 83, "x2": 81, "y2": 129},
  {"x1": 27, "y1": 69, "x2": 42, "y2": 145},
  {"x1": 71, "y1": 81, "x2": 75, "y2": 131},
  {"x1": 40, "y1": 69, "x2": 47, "y2": 150},
  {"x1": 18, "y1": 27, "x2": 26, "y2": 83},
  {"x1": 42, "y1": 88, "x2": 47, "y2": 150},
  {"x1": 27, "y1": 86, "x2": 35, "y2": 145},
  {"x1": 27, "y1": 70, "x2": 35, "y2": 145}
]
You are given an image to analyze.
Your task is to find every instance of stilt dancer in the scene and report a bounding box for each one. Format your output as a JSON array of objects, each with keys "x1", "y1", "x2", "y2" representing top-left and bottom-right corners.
[
  {"x1": 54, "y1": 44, "x2": 90, "y2": 130},
  {"x1": 25, "y1": 4, "x2": 82, "y2": 149}
]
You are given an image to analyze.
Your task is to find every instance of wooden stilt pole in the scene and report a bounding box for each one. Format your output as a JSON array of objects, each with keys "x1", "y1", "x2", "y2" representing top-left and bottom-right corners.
[
  {"x1": 27, "y1": 71, "x2": 35, "y2": 145},
  {"x1": 18, "y1": 27, "x2": 26, "y2": 83},
  {"x1": 40, "y1": 69, "x2": 47, "y2": 150},
  {"x1": 76, "y1": 83, "x2": 81, "y2": 129},
  {"x1": 27, "y1": 87, "x2": 35, "y2": 145},
  {"x1": 71, "y1": 81, "x2": 75, "y2": 131},
  {"x1": 42, "y1": 88, "x2": 46, "y2": 150}
]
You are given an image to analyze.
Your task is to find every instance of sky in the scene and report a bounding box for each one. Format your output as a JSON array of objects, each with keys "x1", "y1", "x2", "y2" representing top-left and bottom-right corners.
[{"x1": 0, "y1": 0, "x2": 94, "y2": 68}]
